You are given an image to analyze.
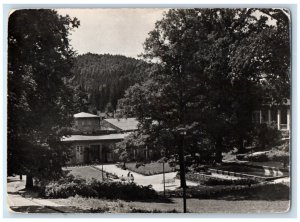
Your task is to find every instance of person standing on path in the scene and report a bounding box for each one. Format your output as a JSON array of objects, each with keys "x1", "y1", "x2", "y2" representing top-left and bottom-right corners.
[
  {"x1": 120, "y1": 175, "x2": 125, "y2": 183},
  {"x1": 127, "y1": 171, "x2": 131, "y2": 182},
  {"x1": 130, "y1": 173, "x2": 134, "y2": 183}
]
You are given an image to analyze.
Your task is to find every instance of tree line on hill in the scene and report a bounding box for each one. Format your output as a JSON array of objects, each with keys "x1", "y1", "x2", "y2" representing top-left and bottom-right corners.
[{"x1": 71, "y1": 53, "x2": 152, "y2": 113}]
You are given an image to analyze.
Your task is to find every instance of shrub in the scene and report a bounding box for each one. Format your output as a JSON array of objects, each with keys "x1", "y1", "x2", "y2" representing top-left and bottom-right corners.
[
  {"x1": 193, "y1": 165, "x2": 209, "y2": 173},
  {"x1": 267, "y1": 149, "x2": 290, "y2": 168},
  {"x1": 42, "y1": 176, "x2": 158, "y2": 201},
  {"x1": 236, "y1": 154, "x2": 246, "y2": 160},
  {"x1": 243, "y1": 148, "x2": 290, "y2": 164},
  {"x1": 88, "y1": 179, "x2": 158, "y2": 200},
  {"x1": 243, "y1": 152, "x2": 270, "y2": 162},
  {"x1": 44, "y1": 179, "x2": 97, "y2": 198},
  {"x1": 201, "y1": 177, "x2": 258, "y2": 186},
  {"x1": 183, "y1": 173, "x2": 258, "y2": 186},
  {"x1": 252, "y1": 123, "x2": 281, "y2": 150}
]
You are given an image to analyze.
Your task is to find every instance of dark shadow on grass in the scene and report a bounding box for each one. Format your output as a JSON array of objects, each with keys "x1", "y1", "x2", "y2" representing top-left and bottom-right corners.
[
  {"x1": 122, "y1": 196, "x2": 174, "y2": 204},
  {"x1": 210, "y1": 191, "x2": 290, "y2": 201},
  {"x1": 166, "y1": 184, "x2": 290, "y2": 201},
  {"x1": 9, "y1": 205, "x2": 60, "y2": 213},
  {"x1": 189, "y1": 184, "x2": 290, "y2": 201},
  {"x1": 7, "y1": 187, "x2": 40, "y2": 197},
  {"x1": 9, "y1": 205, "x2": 87, "y2": 213},
  {"x1": 205, "y1": 194, "x2": 290, "y2": 201}
]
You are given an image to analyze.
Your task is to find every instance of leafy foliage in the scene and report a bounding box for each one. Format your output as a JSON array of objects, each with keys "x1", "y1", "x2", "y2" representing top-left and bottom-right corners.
[
  {"x1": 183, "y1": 173, "x2": 258, "y2": 186},
  {"x1": 70, "y1": 53, "x2": 152, "y2": 113},
  {"x1": 42, "y1": 176, "x2": 159, "y2": 200},
  {"x1": 115, "y1": 131, "x2": 148, "y2": 164},
  {"x1": 7, "y1": 9, "x2": 79, "y2": 183},
  {"x1": 252, "y1": 123, "x2": 281, "y2": 149},
  {"x1": 118, "y1": 9, "x2": 290, "y2": 165},
  {"x1": 242, "y1": 148, "x2": 289, "y2": 164}
]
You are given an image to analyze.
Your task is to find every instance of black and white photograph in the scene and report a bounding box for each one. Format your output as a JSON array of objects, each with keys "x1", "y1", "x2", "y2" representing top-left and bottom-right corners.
[{"x1": 6, "y1": 7, "x2": 291, "y2": 214}]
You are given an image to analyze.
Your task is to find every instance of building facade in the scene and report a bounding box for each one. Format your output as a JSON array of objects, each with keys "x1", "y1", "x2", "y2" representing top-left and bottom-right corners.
[
  {"x1": 253, "y1": 99, "x2": 291, "y2": 138},
  {"x1": 62, "y1": 112, "x2": 138, "y2": 165}
]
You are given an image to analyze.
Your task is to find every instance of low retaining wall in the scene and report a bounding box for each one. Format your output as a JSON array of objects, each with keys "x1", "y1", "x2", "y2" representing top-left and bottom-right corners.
[
  {"x1": 222, "y1": 161, "x2": 289, "y2": 173},
  {"x1": 208, "y1": 168, "x2": 285, "y2": 182}
]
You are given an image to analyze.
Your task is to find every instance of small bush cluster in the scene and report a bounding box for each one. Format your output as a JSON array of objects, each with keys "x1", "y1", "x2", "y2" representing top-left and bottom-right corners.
[
  {"x1": 267, "y1": 149, "x2": 289, "y2": 164},
  {"x1": 243, "y1": 152, "x2": 270, "y2": 162},
  {"x1": 201, "y1": 177, "x2": 258, "y2": 186},
  {"x1": 183, "y1": 173, "x2": 258, "y2": 186},
  {"x1": 242, "y1": 149, "x2": 289, "y2": 165},
  {"x1": 42, "y1": 175, "x2": 158, "y2": 200},
  {"x1": 192, "y1": 165, "x2": 210, "y2": 173},
  {"x1": 252, "y1": 123, "x2": 281, "y2": 149}
]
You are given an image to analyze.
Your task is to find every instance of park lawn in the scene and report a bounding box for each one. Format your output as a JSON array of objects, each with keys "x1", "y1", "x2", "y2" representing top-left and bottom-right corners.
[
  {"x1": 123, "y1": 162, "x2": 175, "y2": 176},
  {"x1": 63, "y1": 166, "x2": 109, "y2": 182},
  {"x1": 51, "y1": 196, "x2": 289, "y2": 213}
]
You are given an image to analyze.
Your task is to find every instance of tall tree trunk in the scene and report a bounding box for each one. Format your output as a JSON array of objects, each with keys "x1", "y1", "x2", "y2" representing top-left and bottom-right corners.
[
  {"x1": 215, "y1": 138, "x2": 223, "y2": 163},
  {"x1": 26, "y1": 174, "x2": 33, "y2": 189},
  {"x1": 238, "y1": 136, "x2": 246, "y2": 153},
  {"x1": 178, "y1": 134, "x2": 186, "y2": 188}
]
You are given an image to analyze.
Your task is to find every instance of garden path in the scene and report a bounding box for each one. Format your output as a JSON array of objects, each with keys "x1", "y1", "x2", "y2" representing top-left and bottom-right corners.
[
  {"x1": 7, "y1": 176, "x2": 64, "y2": 213},
  {"x1": 95, "y1": 164, "x2": 198, "y2": 191}
]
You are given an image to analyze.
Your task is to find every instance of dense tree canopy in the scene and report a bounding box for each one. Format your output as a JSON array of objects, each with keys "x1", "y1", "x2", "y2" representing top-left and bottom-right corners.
[
  {"x1": 118, "y1": 8, "x2": 290, "y2": 164},
  {"x1": 8, "y1": 9, "x2": 80, "y2": 186},
  {"x1": 71, "y1": 53, "x2": 152, "y2": 113}
]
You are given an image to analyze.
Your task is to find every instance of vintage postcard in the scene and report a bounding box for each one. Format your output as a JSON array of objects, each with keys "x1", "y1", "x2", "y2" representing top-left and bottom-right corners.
[{"x1": 7, "y1": 8, "x2": 291, "y2": 214}]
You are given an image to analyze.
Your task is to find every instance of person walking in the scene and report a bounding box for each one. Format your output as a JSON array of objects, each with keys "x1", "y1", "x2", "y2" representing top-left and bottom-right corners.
[
  {"x1": 120, "y1": 175, "x2": 125, "y2": 183},
  {"x1": 127, "y1": 171, "x2": 131, "y2": 182},
  {"x1": 130, "y1": 173, "x2": 134, "y2": 183}
]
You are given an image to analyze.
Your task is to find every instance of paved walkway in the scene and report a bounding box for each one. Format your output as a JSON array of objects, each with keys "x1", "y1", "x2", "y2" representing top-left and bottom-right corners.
[
  {"x1": 7, "y1": 176, "x2": 82, "y2": 213},
  {"x1": 95, "y1": 164, "x2": 198, "y2": 191}
]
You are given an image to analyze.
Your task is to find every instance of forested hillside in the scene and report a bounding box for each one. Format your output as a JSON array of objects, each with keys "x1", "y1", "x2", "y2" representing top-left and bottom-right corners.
[{"x1": 71, "y1": 53, "x2": 151, "y2": 113}]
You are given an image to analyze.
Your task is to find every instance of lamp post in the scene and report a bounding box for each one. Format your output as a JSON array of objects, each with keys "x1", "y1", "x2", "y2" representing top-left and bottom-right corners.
[
  {"x1": 101, "y1": 147, "x2": 104, "y2": 181},
  {"x1": 102, "y1": 161, "x2": 104, "y2": 181},
  {"x1": 178, "y1": 127, "x2": 187, "y2": 213},
  {"x1": 161, "y1": 149, "x2": 166, "y2": 197}
]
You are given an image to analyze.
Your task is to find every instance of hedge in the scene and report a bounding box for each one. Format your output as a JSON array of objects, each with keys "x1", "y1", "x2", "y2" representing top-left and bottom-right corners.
[{"x1": 42, "y1": 176, "x2": 158, "y2": 201}]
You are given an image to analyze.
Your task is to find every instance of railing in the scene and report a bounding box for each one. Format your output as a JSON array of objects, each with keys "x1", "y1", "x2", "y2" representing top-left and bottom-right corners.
[{"x1": 280, "y1": 124, "x2": 288, "y2": 130}]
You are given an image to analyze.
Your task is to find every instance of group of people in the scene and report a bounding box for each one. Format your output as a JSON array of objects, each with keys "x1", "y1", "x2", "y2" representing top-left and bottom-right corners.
[{"x1": 120, "y1": 171, "x2": 135, "y2": 183}]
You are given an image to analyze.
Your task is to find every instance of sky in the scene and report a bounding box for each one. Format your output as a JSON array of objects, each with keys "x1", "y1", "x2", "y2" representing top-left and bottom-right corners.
[{"x1": 57, "y1": 9, "x2": 167, "y2": 58}]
